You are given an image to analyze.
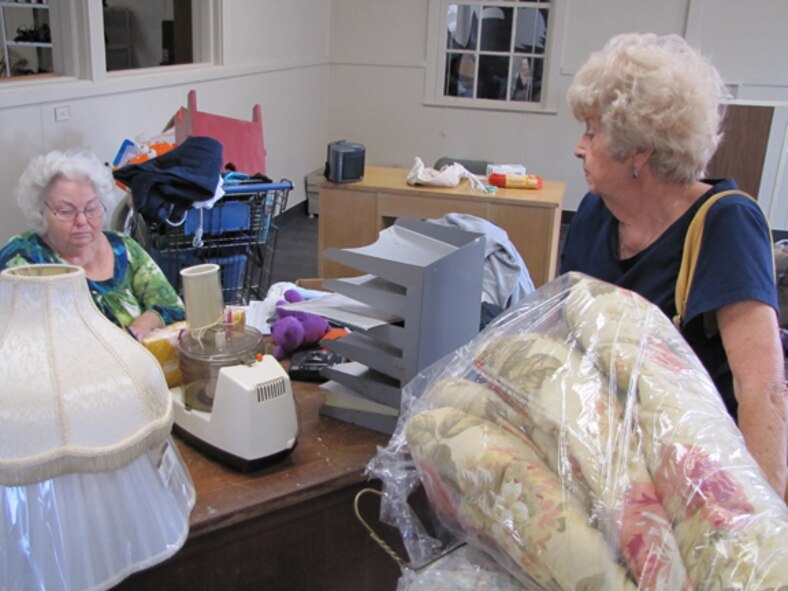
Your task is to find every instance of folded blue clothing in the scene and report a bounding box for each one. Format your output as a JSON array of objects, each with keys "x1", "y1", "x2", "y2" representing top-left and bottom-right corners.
[{"x1": 113, "y1": 136, "x2": 223, "y2": 226}]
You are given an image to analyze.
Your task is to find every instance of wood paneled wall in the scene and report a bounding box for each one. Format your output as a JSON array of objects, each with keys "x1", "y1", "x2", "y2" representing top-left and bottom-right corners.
[{"x1": 706, "y1": 104, "x2": 774, "y2": 198}]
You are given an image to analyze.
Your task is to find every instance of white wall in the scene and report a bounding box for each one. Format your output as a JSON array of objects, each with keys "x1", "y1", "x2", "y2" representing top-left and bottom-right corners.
[
  {"x1": 760, "y1": 105, "x2": 788, "y2": 230},
  {"x1": 1, "y1": 0, "x2": 788, "y2": 246}
]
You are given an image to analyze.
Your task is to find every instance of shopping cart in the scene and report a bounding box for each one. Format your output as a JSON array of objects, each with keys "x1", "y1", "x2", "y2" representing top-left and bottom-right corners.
[{"x1": 131, "y1": 179, "x2": 292, "y2": 305}]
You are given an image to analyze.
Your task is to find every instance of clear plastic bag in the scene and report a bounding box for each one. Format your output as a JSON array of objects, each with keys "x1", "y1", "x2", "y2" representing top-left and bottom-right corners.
[
  {"x1": 396, "y1": 545, "x2": 522, "y2": 591},
  {"x1": 2, "y1": 437, "x2": 195, "y2": 591},
  {"x1": 368, "y1": 272, "x2": 788, "y2": 591}
]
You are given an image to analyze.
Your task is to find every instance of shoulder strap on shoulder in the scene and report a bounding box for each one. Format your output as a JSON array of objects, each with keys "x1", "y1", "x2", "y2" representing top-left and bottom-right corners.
[{"x1": 673, "y1": 190, "x2": 761, "y2": 328}]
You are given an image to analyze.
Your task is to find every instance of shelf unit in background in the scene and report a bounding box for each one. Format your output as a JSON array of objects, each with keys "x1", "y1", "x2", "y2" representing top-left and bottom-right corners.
[{"x1": 0, "y1": 1, "x2": 51, "y2": 78}]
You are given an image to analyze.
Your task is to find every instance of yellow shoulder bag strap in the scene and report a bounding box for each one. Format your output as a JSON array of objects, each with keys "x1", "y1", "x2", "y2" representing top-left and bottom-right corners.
[{"x1": 673, "y1": 189, "x2": 772, "y2": 328}]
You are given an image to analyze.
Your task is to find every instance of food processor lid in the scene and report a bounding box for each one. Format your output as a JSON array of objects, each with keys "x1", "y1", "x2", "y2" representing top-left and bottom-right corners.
[{"x1": 178, "y1": 324, "x2": 264, "y2": 363}]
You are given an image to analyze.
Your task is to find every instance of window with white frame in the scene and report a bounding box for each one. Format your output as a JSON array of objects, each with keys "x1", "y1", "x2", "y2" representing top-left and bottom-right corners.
[
  {"x1": 1, "y1": 0, "x2": 215, "y2": 82},
  {"x1": 426, "y1": 0, "x2": 554, "y2": 109},
  {"x1": 0, "y1": 1, "x2": 54, "y2": 79},
  {"x1": 103, "y1": 0, "x2": 199, "y2": 72}
]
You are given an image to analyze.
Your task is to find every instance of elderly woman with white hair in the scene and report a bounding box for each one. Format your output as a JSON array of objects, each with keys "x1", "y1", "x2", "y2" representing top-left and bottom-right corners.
[
  {"x1": 560, "y1": 33, "x2": 786, "y2": 499},
  {"x1": 0, "y1": 150, "x2": 185, "y2": 340}
]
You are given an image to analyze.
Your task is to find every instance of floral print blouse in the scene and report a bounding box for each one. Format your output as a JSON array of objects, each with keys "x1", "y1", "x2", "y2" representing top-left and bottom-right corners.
[{"x1": 0, "y1": 230, "x2": 185, "y2": 329}]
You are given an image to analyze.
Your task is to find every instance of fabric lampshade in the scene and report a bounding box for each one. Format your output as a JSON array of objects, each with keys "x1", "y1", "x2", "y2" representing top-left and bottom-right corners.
[
  {"x1": 0, "y1": 264, "x2": 173, "y2": 485},
  {"x1": 0, "y1": 264, "x2": 196, "y2": 590}
]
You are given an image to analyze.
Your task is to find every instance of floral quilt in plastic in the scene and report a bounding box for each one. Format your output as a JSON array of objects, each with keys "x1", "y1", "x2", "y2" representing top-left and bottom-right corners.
[{"x1": 369, "y1": 273, "x2": 788, "y2": 591}]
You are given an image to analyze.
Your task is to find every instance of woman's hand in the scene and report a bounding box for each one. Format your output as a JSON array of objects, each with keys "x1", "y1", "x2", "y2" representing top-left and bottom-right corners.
[{"x1": 128, "y1": 311, "x2": 164, "y2": 341}]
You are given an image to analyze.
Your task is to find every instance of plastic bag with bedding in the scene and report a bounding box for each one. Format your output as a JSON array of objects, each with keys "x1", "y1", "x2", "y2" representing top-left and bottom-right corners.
[{"x1": 367, "y1": 272, "x2": 788, "y2": 591}]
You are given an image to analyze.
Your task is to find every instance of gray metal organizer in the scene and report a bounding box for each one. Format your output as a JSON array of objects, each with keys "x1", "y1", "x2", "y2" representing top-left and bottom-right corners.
[{"x1": 319, "y1": 218, "x2": 485, "y2": 433}]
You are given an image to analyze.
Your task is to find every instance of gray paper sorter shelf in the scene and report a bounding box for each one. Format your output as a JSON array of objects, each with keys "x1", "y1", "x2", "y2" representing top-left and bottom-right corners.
[{"x1": 318, "y1": 218, "x2": 485, "y2": 434}]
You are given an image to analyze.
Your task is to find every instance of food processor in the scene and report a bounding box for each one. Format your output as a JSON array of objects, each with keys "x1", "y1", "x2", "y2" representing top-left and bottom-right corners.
[{"x1": 171, "y1": 264, "x2": 299, "y2": 470}]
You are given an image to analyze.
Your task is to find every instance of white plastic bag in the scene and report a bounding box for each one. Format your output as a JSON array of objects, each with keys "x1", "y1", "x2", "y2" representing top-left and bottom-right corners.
[{"x1": 406, "y1": 157, "x2": 485, "y2": 191}]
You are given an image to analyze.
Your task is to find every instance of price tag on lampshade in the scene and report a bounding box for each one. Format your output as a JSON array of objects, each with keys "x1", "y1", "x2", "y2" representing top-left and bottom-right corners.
[{"x1": 180, "y1": 263, "x2": 224, "y2": 329}]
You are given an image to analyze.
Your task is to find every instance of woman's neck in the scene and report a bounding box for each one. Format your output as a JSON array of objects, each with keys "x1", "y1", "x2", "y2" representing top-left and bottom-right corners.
[{"x1": 614, "y1": 178, "x2": 711, "y2": 259}]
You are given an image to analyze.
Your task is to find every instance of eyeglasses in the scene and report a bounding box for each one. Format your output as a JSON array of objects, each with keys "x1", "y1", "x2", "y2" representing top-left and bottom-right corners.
[{"x1": 45, "y1": 201, "x2": 106, "y2": 221}]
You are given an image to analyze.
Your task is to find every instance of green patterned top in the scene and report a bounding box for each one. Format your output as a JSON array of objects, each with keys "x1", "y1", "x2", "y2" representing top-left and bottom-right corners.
[{"x1": 0, "y1": 230, "x2": 185, "y2": 329}]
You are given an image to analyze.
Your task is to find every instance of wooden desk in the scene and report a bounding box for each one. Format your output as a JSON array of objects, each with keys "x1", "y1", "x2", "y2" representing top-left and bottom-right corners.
[
  {"x1": 116, "y1": 380, "x2": 403, "y2": 590},
  {"x1": 318, "y1": 166, "x2": 566, "y2": 288}
]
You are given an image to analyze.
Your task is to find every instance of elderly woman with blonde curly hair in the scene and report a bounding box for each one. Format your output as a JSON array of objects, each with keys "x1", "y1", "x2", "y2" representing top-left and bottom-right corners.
[
  {"x1": 0, "y1": 150, "x2": 185, "y2": 339},
  {"x1": 560, "y1": 33, "x2": 786, "y2": 498}
]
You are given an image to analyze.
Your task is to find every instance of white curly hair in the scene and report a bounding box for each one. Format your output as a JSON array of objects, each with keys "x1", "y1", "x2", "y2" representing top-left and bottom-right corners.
[
  {"x1": 567, "y1": 33, "x2": 728, "y2": 184},
  {"x1": 14, "y1": 150, "x2": 115, "y2": 234}
]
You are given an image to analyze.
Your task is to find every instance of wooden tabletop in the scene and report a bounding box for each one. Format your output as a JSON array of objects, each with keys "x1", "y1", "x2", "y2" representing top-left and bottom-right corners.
[
  {"x1": 323, "y1": 165, "x2": 565, "y2": 209},
  {"x1": 176, "y1": 377, "x2": 391, "y2": 539}
]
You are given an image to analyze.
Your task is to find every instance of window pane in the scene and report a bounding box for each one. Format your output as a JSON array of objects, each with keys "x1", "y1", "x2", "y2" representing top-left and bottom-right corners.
[
  {"x1": 477, "y1": 54, "x2": 509, "y2": 100},
  {"x1": 510, "y1": 56, "x2": 542, "y2": 102},
  {"x1": 445, "y1": 52, "x2": 476, "y2": 97},
  {"x1": 1, "y1": 4, "x2": 53, "y2": 79},
  {"x1": 104, "y1": 0, "x2": 194, "y2": 71},
  {"x1": 479, "y1": 6, "x2": 512, "y2": 52},
  {"x1": 447, "y1": 4, "x2": 479, "y2": 51},
  {"x1": 435, "y1": 0, "x2": 552, "y2": 108},
  {"x1": 514, "y1": 7, "x2": 547, "y2": 54}
]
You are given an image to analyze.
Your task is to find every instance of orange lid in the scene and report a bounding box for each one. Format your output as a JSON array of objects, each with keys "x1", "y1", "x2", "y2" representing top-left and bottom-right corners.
[{"x1": 487, "y1": 173, "x2": 506, "y2": 187}]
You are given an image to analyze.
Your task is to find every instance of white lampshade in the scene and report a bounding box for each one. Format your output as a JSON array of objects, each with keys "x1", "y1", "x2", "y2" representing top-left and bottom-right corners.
[
  {"x1": 0, "y1": 264, "x2": 196, "y2": 590},
  {"x1": 0, "y1": 264, "x2": 172, "y2": 484}
]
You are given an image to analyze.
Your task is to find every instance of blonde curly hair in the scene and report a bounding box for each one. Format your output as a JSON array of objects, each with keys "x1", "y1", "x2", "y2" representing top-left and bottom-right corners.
[
  {"x1": 567, "y1": 33, "x2": 728, "y2": 184},
  {"x1": 14, "y1": 150, "x2": 115, "y2": 234}
]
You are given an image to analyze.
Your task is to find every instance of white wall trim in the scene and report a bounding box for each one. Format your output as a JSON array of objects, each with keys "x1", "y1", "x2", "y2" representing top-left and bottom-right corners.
[
  {"x1": 328, "y1": 59, "x2": 425, "y2": 69},
  {"x1": 0, "y1": 57, "x2": 328, "y2": 109}
]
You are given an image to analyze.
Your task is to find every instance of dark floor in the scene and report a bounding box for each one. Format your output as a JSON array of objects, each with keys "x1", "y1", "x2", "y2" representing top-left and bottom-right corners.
[
  {"x1": 268, "y1": 202, "x2": 570, "y2": 290},
  {"x1": 269, "y1": 203, "x2": 319, "y2": 285}
]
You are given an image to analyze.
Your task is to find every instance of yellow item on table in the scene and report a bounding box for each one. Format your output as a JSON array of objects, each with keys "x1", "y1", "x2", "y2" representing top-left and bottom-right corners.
[
  {"x1": 487, "y1": 173, "x2": 543, "y2": 189},
  {"x1": 143, "y1": 321, "x2": 187, "y2": 388},
  {"x1": 143, "y1": 307, "x2": 246, "y2": 387}
]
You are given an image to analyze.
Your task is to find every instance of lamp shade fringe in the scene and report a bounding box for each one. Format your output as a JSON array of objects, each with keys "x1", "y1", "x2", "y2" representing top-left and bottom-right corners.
[{"x1": 0, "y1": 407, "x2": 173, "y2": 487}]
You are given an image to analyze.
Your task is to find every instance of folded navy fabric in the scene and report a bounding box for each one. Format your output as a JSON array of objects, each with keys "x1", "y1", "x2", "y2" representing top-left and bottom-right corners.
[{"x1": 114, "y1": 136, "x2": 223, "y2": 226}]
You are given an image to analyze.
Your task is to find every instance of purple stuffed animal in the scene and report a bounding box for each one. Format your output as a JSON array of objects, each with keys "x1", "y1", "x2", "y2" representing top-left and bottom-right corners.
[{"x1": 271, "y1": 289, "x2": 330, "y2": 359}]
